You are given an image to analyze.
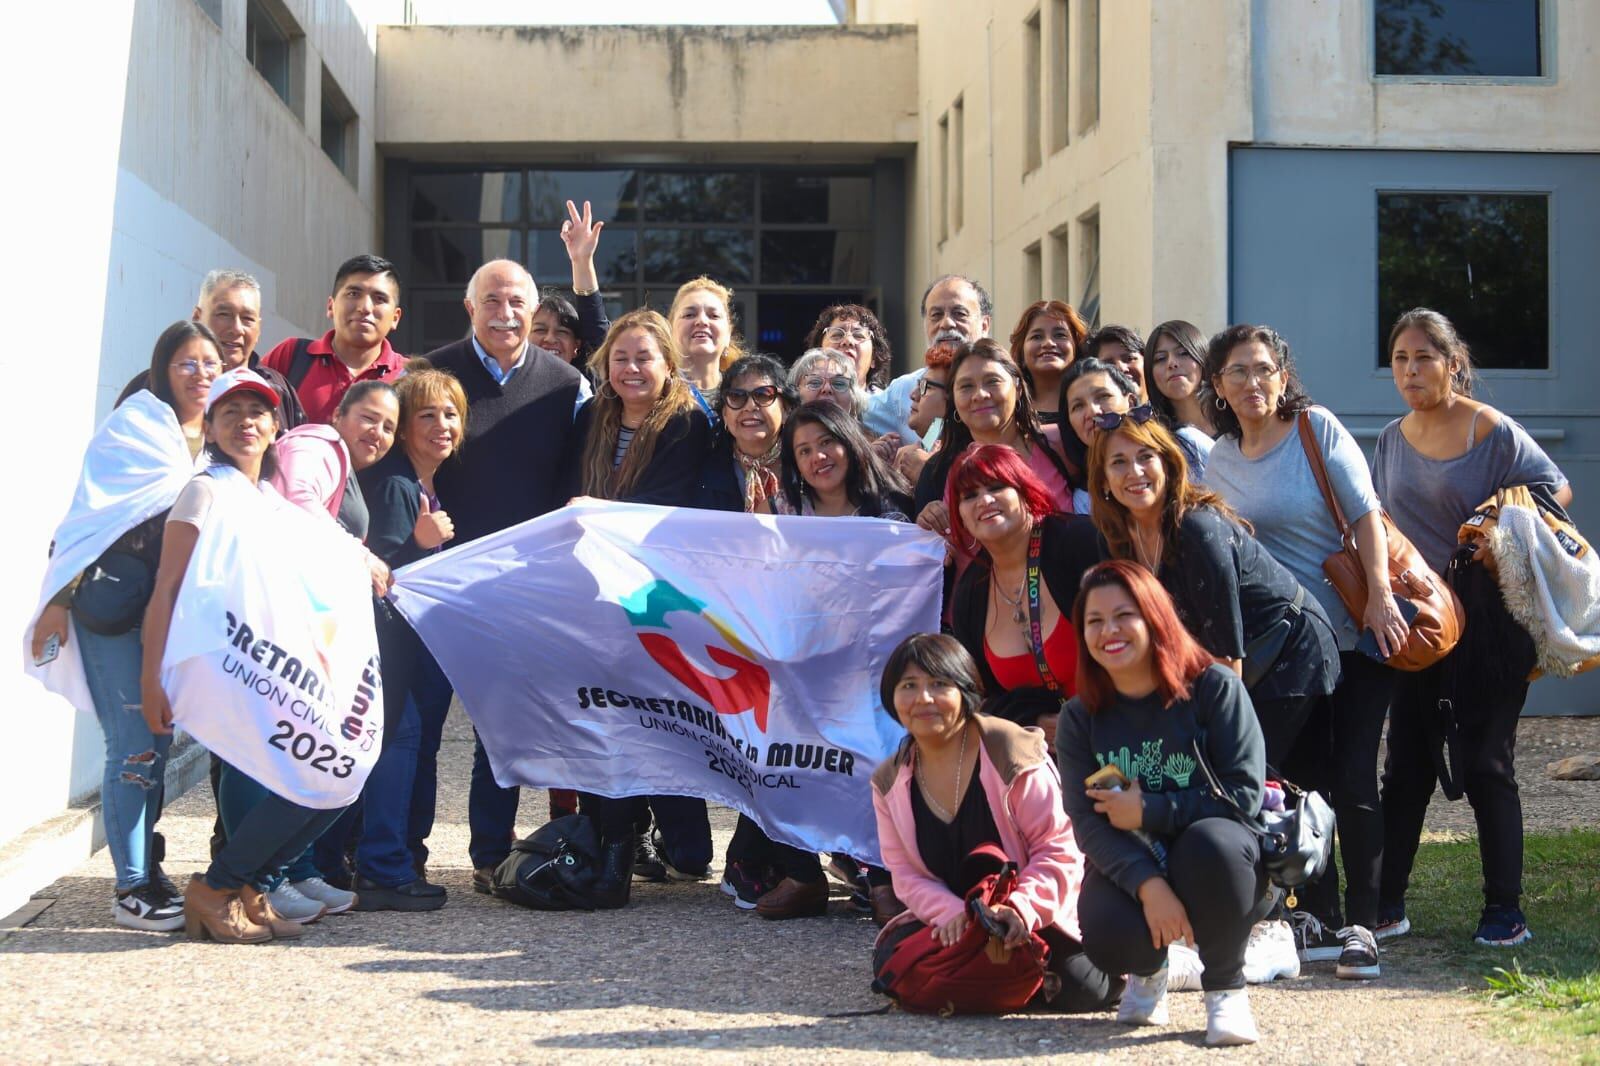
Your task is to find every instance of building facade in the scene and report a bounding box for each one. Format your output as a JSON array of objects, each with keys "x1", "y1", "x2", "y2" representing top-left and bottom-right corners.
[{"x1": 4, "y1": 0, "x2": 1594, "y2": 899}]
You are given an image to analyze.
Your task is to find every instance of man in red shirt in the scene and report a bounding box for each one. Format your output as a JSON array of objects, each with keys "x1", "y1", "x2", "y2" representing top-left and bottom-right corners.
[{"x1": 262, "y1": 254, "x2": 407, "y2": 423}]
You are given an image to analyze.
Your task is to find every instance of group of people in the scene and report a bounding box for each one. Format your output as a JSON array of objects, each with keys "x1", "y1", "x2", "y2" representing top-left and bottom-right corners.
[{"x1": 30, "y1": 197, "x2": 1571, "y2": 1047}]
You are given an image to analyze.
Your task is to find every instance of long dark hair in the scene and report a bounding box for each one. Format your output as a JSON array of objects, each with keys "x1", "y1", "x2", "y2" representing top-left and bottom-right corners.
[
  {"x1": 925, "y1": 338, "x2": 1078, "y2": 497},
  {"x1": 1145, "y1": 319, "x2": 1209, "y2": 427},
  {"x1": 1387, "y1": 307, "x2": 1476, "y2": 398},
  {"x1": 1202, "y1": 324, "x2": 1315, "y2": 440},
  {"x1": 1055, "y1": 356, "x2": 1140, "y2": 476},
  {"x1": 780, "y1": 400, "x2": 912, "y2": 516},
  {"x1": 148, "y1": 320, "x2": 222, "y2": 411}
]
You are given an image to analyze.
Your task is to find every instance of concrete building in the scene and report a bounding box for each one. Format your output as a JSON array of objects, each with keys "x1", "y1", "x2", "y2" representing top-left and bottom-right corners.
[{"x1": 5, "y1": 0, "x2": 1594, "y2": 909}]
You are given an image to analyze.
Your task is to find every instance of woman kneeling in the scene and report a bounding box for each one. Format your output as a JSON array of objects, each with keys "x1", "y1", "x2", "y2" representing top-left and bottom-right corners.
[
  {"x1": 1059, "y1": 561, "x2": 1270, "y2": 1046},
  {"x1": 870, "y1": 634, "x2": 1118, "y2": 1013}
]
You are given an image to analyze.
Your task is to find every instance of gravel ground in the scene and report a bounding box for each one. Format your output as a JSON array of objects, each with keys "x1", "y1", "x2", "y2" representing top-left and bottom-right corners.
[{"x1": 2, "y1": 711, "x2": 1595, "y2": 1065}]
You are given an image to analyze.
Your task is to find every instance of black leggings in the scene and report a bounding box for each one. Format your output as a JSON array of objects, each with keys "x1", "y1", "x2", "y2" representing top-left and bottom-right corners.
[
  {"x1": 872, "y1": 918, "x2": 1121, "y2": 1012},
  {"x1": 1079, "y1": 818, "x2": 1267, "y2": 992},
  {"x1": 1283, "y1": 651, "x2": 1395, "y2": 929},
  {"x1": 728, "y1": 813, "x2": 823, "y2": 881},
  {"x1": 591, "y1": 795, "x2": 713, "y2": 871},
  {"x1": 1253, "y1": 692, "x2": 1319, "y2": 768},
  {"x1": 1380, "y1": 661, "x2": 1528, "y2": 910}
]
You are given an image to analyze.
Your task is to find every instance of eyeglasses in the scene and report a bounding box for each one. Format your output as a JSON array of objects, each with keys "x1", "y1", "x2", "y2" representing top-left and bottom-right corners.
[
  {"x1": 911, "y1": 377, "x2": 949, "y2": 400},
  {"x1": 175, "y1": 359, "x2": 224, "y2": 377},
  {"x1": 1219, "y1": 362, "x2": 1281, "y2": 386},
  {"x1": 1091, "y1": 403, "x2": 1156, "y2": 432},
  {"x1": 723, "y1": 385, "x2": 780, "y2": 410},
  {"x1": 800, "y1": 375, "x2": 853, "y2": 394},
  {"x1": 823, "y1": 326, "x2": 871, "y2": 344}
]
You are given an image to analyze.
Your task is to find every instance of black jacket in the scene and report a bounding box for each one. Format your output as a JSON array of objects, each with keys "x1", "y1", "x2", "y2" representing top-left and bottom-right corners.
[
  {"x1": 359, "y1": 449, "x2": 434, "y2": 570},
  {"x1": 567, "y1": 402, "x2": 713, "y2": 508}
]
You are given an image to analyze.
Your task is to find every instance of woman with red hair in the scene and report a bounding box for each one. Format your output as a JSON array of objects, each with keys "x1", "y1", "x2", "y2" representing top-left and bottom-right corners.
[
  {"x1": 946, "y1": 444, "x2": 1100, "y2": 747},
  {"x1": 1010, "y1": 299, "x2": 1088, "y2": 427},
  {"x1": 1058, "y1": 561, "x2": 1269, "y2": 1047}
]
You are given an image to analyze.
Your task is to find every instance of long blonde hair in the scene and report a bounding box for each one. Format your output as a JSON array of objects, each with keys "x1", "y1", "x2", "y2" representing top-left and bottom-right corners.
[
  {"x1": 669, "y1": 276, "x2": 745, "y2": 372},
  {"x1": 582, "y1": 309, "x2": 698, "y2": 499}
]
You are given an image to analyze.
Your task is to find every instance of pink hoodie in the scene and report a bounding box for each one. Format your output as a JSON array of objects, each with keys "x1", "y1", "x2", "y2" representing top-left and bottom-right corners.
[{"x1": 870, "y1": 714, "x2": 1084, "y2": 944}]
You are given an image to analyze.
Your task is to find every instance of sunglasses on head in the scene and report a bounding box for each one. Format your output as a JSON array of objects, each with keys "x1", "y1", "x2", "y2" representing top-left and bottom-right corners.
[
  {"x1": 1091, "y1": 403, "x2": 1156, "y2": 432},
  {"x1": 723, "y1": 385, "x2": 780, "y2": 410}
]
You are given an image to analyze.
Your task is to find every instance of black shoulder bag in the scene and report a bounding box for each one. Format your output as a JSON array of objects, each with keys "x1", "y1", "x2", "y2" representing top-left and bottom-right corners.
[{"x1": 1190, "y1": 737, "x2": 1334, "y2": 909}]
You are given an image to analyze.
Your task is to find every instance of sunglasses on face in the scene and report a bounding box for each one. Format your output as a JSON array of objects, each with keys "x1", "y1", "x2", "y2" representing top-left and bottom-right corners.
[
  {"x1": 723, "y1": 385, "x2": 780, "y2": 410},
  {"x1": 1091, "y1": 403, "x2": 1156, "y2": 432}
]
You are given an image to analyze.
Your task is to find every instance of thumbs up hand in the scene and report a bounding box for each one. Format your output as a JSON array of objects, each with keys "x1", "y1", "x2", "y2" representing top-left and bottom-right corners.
[{"x1": 413, "y1": 491, "x2": 455, "y2": 549}]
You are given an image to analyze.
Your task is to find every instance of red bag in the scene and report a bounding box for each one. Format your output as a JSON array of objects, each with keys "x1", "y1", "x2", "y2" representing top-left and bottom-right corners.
[{"x1": 871, "y1": 843, "x2": 1049, "y2": 1015}]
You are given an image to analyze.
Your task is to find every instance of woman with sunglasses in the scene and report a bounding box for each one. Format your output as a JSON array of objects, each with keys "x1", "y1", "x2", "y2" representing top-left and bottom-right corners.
[
  {"x1": 695, "y1": 354, "x2": 797, "y2": 515},
  {"x1": 1203, "y1": 324, "x2": 1400, "y2": 981},
  {"x1": 1146, "y1": 320, "x2": 1216, "y2": 478},
  {"x1": 946, "y1": 444, "x2": 1101, "y2": 750}
]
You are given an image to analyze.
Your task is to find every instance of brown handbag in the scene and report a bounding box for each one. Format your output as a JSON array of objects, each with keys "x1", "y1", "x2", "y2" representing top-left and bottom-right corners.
[{"x1": 1295, "y1": 411, "x2": 1464, "y2": 671}]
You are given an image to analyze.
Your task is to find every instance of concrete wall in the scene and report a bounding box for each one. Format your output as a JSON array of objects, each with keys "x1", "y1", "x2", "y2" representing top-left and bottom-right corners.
[
  {"x1": 2, "y1": 0, "x2": 380, "y2": 854},
  {"x1": 377, "y1": 24, "x2": 919, "y2": 157}
]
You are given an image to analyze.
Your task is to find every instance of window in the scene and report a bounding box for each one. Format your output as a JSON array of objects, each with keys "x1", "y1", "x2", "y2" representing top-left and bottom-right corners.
[
  {"x1": 1078, "y1": 209, "x2": 1100, "y2": 329},
  {"x1": 1377, "y1": 191, "x2": 1549, "y2": 370},
  {"x1": 1077, "y1": 0, "x2": 1100, "y2": 133},
  {"x1": 1049, "y1": 0, "x2": 1071, "y2": 153},
  {"x1": 1023, "y1": 242, "x2": 1043, "y2": 304},
  {"x1": 245, "y1": 1, "x2": 297, "y2": 110},
  {"x1": 952, "y1": 96, "x2": 966, "y2": 233},
  {"x1": 1049, "y1": 226, "x2": 1070, "y2": 303},
  {"x1": 1024, "y1": 9, "x2": 1043, "y2": 173},
  {"x1": 320, "y1": 66, "x2": 356, "y2": 183},
  {"x1": 1375, "y1": 0, "x2": 1542, "y2": 78},
  {"x1": 937, "y1": 112, "x2": 950, "y2": 244},
  {"x1": 194, "y1": 0, "x2": 222, "y2": 26}
]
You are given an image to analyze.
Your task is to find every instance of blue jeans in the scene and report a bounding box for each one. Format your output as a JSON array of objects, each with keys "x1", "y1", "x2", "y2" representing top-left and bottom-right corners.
[
  {"x1": 206, "y1": 762, "x2": 346, "y2": 891},
  {"x1": 216, "y1": 765, "x2": 322, "y2": 887},
  {"x1": 357, "y1": 639, "x2": 453, "y2": 887},
  {"x1": 75, "y1": 619, "x2": 170, "y2": 893},
  {"x1": 469, "y1": 730, "x2": 520, "y2": 869}
]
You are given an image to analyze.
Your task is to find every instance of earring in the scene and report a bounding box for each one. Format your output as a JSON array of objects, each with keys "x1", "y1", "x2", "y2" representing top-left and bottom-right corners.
[
  {"x1": 1214, "y1": 395, "x2": 1227, "y2": 411},
  {"x1": 1277, "y1": 395, "x2": 1288, "y2": 412},
  {"x1": 1102, "y1": 491, "x2": 1113, "y2": 500}
]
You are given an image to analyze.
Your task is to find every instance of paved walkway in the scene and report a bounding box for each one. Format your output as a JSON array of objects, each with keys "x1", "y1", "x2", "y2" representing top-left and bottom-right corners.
[{"x1": 3, "y1": 711, "x2": 1594, "y2": 1064}]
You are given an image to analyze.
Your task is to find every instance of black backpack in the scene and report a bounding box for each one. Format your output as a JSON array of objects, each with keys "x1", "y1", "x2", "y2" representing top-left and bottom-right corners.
[{"x1": 491, "y1": 815, "x2": 602, "y2": 911}]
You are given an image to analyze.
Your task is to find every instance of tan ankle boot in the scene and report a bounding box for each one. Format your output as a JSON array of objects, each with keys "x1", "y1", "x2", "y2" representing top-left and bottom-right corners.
[
  {"x1": 237, "y1": 885, "x2": 306, "y2": 939},
  {"x1": 184, "y1": 875, "x2": 271, "y2": 943}
]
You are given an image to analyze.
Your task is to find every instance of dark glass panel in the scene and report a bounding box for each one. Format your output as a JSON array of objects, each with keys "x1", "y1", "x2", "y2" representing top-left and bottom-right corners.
[
  {"x1": 642, "y1": 172, "x2": 755, "y2": 223},
  {"x1": 643, "y1": 229, "x2": 754, "y2": 284},
  {"x1": 526, "y1": 170, "x2": 639, "y2": 223},
  {"x1": 1377, "y1": 192, "x2": 1548, "y2": 370},
  {"x1": 409, "y1": 228, "x2": 522, "y2": 286},
  {"x1": 760, "y1": 174, "x2": 871, "y2": 225},
  {"x1": 414, "y1": 291, "x2": 471, "y2": 354},
  {"x1": 1375, "y1": 0, "x2": 1541, "y2": 77},
  {"x1": 412, "y1": 173, "x2": 522, "y2": 224},
  {"x1": 760, "y1": 231, "x2": 872, "y2": 285},
  {"x1": 524, "y1": 229, "x2": 638, "y2": 290}
]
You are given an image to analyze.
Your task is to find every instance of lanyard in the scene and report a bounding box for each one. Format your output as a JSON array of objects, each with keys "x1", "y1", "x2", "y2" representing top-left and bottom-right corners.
[{"x1": 1025, "y1": 528, "x2": 1062, "y2": 693}]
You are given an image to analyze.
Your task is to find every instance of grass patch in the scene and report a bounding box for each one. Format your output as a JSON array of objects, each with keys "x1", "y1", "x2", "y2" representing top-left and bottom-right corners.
[{"x1": 1402, "y1": 828, "x2": 1600, "y2": 1061}]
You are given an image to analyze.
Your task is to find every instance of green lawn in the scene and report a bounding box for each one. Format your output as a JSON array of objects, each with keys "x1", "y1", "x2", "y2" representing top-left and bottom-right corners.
[{"x1": 1401, "y1": 828, "x2": 1600, "y2": 1062}]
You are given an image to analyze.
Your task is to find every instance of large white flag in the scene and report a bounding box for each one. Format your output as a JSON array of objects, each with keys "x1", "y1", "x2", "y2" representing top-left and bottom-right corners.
[
  {"x1": 161, "y1": 466, "x2": 382, "y2": 809},
  {"x1": 390, "y1": 503, "x2": 944, "y2": 863}
]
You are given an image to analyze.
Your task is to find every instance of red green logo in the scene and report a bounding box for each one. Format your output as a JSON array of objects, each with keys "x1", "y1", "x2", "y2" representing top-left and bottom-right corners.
[{"x1": 620, "y1": 581, "x2": 772, "y2": 732}]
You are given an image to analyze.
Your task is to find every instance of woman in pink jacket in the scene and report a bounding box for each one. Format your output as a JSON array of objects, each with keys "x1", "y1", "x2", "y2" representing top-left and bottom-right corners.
[{"x1": 870, "y1": 633, "x2": 1121, "y2": 1012}]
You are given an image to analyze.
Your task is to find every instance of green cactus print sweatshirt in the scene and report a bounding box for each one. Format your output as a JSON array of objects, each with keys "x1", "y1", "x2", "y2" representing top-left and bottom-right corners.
[{"x1": 1057, "y1": 664, "x2": 1266, "y2": 898}]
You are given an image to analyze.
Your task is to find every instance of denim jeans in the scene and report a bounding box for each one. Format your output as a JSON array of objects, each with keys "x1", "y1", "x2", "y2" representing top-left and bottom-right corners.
[
  {"x1": 75, "y1": 618, "x2": 170, "y2": 893},
  {"x1": 216, "y1": 764, "x2": 322, "y2": 887},
  {"x1": 206, "y1": 761, "x2": 346, "y2": 891},
  {"x1": 357, "y1": 643, "x2": 453, "y2": 887},
  {"x1": 469, "y1": 730, "x2": 521, "y2": 869}
]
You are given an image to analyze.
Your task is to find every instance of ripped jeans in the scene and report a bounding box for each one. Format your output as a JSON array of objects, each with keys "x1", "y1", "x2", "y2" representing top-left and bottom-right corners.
[{"x1": 75, "y1": 618, "x2": 171, "y2": 893}]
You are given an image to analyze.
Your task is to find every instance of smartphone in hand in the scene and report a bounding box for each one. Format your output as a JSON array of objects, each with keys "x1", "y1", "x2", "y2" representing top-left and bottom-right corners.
[
  {"x1": 1354, "y1": 595, "x2": 1422, "y2": 662},
  {"x1": 1085, "y1": 764, "x2": 1132, "y2": 791},
  {"x1": 34, "y1": 632, "x2": 61, "y2": 666}
]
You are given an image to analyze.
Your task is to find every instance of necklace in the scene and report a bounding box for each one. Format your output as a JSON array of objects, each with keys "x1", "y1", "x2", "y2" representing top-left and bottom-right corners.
[
  {"x1": 993, "y1": 577, "x2": 1025, "y2": 625},
  {"x1": 1131, "y1": 526, "x2": 1162, "y2": 572},
  {"x1": 915, "y1": 722, "x2": 968, "y2": 822}
]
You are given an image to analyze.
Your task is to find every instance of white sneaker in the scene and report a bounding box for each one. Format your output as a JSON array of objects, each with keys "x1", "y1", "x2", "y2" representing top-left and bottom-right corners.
[
  {"x1": 1243, "y1": 918, "x2": 1301, "y2": 983},
  {"x1": 1204, "y1": 988, "x2": 1259, "y2": 1047},
  {"x1": 1167, "y1": 942, "x2": 1205, "y2": 991},
  {"x1": 291, "y1": 877, "x2": 357, "y2": 915},
  {"x1": 267, "y1": 882, "x2": 328, "y2": 924},
  {"x1": 112, "y1": 884, "x2": 186, "y2": 932},
  {"x1": 1117, "y1": 966, "x2": 1170, "y2": 1026}
]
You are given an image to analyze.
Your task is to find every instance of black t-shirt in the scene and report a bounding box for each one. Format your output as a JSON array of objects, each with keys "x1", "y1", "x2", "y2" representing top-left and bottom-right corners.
[
  {"x1": 1161, "y1": 506, "x2": 1339, "y2": 703},
  {"x1": 911, "y1": 774, "x2": 1002, "y2": 897}
]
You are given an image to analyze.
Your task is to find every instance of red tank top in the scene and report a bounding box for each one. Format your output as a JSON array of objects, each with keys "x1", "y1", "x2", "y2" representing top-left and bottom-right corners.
[{"x1": 984, "y1": 617, "x2": 1078, "y2": 695}]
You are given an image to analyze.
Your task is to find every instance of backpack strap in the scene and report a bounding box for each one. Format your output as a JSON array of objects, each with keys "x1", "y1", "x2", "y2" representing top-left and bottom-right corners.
[{"x1": 286, "y1": 337, "x2": 317, "y2": 391}]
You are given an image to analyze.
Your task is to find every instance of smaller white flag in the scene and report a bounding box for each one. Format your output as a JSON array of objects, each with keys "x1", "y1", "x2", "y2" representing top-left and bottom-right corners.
[{"x1": 162, "y1": 466, "x2": 383, "y2": 809}]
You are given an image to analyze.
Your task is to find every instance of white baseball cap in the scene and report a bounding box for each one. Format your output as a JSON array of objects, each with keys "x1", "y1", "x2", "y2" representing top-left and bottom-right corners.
[{"x1": 206, "y1": 367, "x2": 281, "y2": 413}]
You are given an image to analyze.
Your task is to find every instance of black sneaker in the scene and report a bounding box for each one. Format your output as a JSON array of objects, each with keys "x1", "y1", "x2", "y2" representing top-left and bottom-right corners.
[
  {"x1": 652, "y1": 830, "x2": 708, "y2": 882},
  {"x1": 633, "y1": 834, "x2": 668, "y2": 883},
  {"x1": 1291, "y1": 910, "x2": 1343, "y2": 963},
  {"x1": 1334, "y1": 925, "x2": 1381, "y2": 980},
  {"x1": 113, "y1": 883, "x2": 185, "y2": 931},
  {"x1": 720, "y1": 861, "x2": 775, "y2": 910},
  {"x1": 351, "y1": 876, "x2": 448, "y2": 912},
  {"x1": 1473, "y1": 904, "x2": 1532, "y2": 947},
  {"x1": 148, "y1": 863, "x2": 183, "y2": 909}
]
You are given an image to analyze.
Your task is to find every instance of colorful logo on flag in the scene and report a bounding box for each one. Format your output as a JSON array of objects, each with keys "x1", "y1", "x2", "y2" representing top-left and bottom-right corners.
[{"x1": 618, "y1": 580, "x2": 772, "y2": 731}]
